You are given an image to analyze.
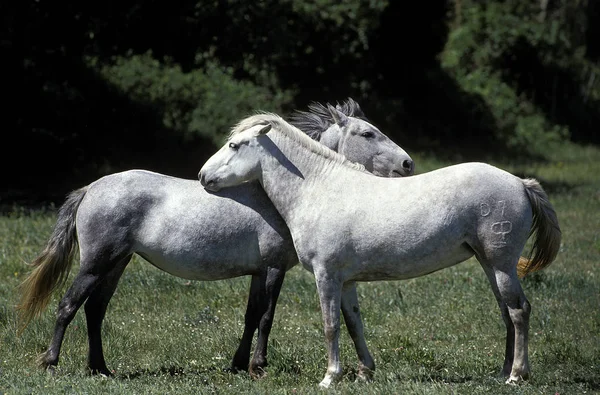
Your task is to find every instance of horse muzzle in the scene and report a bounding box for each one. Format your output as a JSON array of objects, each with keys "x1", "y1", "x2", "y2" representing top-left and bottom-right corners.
[
  {"x1": 199, "y1": 172, "x2": 220, "y2": 191},
  {"x1": 389, "y1": 159, "x2": 415, "y2": 177}
]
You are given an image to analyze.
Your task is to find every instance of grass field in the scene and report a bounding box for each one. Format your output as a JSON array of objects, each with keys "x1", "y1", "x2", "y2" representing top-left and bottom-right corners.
[{"x1": 1, "y1": 142, "x2": 599, "y2": 394}]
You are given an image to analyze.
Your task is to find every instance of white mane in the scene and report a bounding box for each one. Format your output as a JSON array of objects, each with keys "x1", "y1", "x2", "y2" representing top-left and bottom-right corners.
[{"x1": 229, "y1": 112, "x2": 366, "y2": 172}]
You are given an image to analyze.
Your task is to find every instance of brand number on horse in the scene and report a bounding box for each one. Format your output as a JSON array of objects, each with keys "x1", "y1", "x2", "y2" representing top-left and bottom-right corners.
[{"x1": 481, "y1": 200, "x2": 512, "y2": 247}]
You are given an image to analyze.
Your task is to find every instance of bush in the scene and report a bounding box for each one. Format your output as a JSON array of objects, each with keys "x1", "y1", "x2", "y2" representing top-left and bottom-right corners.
[
  {"x1": 439, "y1": 1, "x2": 578, "y2": 155},
  {"x1": 92, "y1": 52, "x2": 294, "y2": 145}
]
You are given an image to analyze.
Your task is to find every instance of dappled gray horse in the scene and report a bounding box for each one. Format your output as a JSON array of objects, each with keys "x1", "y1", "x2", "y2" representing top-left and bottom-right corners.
[
  {"x1": 17, "y1": 98, "x2": 414, "y2": 378},
  {"x1": 199, "y1": 113, "x2": 561, "y2": 387}
]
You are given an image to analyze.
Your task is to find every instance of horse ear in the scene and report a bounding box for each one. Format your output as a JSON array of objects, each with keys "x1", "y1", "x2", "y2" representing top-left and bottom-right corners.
[
  {"x1": 257, "y1": 124, "x2": 272, "y2": 135},
  {"x1": 327, "y1": 104, "x2": 348, "y2": 127}
]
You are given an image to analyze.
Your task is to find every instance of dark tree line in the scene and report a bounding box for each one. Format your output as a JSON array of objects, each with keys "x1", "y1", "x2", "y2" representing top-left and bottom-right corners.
[{"x1": 2, "y1": 0, "x2": 598, "y2": 204}]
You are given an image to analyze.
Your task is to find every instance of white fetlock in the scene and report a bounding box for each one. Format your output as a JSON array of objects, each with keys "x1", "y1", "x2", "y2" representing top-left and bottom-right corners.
[
  {"x1": 319, "y1": 368, "x2": 343, "y2": 389},
  {"x1": 319, "y1": 375, "x2": 334, "y2": 389},
  {"x1": 505, "y1": 375, "x2": 522, "y2": 385}
]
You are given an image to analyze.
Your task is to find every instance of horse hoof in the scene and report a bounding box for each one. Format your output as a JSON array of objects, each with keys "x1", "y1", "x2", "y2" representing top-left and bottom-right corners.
[
  {"x1": 356, "y1": 365, "x2": 374, "y2": 383},
  {"x1": 319, "y1": 374, "x2": 337, "y2": 388},
  {"x1": 249, "y1": 366, "x2": 267, "y2": 380},
  {"x1": 45, "y1": 364, "x2": 57, "y2": 376},
  {"x1": 356, "y1": 371, "x2": 373, "y2": 383},
  {"x1": 505, "y1": 367, "x2": 530, "y2": 385},
  {"x1": 505, "y1": 375, "x2": 524, "y2": 385},
  {"x1": 90, "y1": 367, "x2": 113, "y2": 377},
  {"x1": 319, "y1": 380, "x2": 332, "y2": 389}
]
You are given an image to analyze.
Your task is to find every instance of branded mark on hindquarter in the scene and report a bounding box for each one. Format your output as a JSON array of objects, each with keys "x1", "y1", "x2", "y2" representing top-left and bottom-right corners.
[
  {"x1": 491, "y1": 220, "x2": 512, "y2": 246},
  {"x1": 481, "y1": 200, "x2": 512, "y2": 247},
  {"x1": 480, "y1": 203, "x2": 491, "y2": 217}
]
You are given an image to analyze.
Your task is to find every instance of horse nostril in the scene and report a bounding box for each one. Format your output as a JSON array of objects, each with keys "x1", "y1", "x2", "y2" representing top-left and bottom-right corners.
[
  {"x1": 402, "y1": 159, "x2": 413, "y2": 171},
  {"x1": 199, "y1": 173, "x2": 213, "y2": 187}
]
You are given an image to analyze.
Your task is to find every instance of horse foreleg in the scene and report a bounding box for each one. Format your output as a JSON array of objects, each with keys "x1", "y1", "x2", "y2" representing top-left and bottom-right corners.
[
  {"x1": 340, "y1": 282, "x2": 374, "y2": 382},
  {"x1": 314, "y1": 270, "x2": 343, "y2": 388},
  {"x1": 84, "y1": 257, "x2": 130, "y2": 376},
  {"x1": 248, "y1": 266, "x2": 286, "y2": 379},
  {"x1": 230, "y1": 275, "x2": 263, "y2": 373},
  {"x1": 38, "y1": 271, "x2": 103, "y2": 372}
]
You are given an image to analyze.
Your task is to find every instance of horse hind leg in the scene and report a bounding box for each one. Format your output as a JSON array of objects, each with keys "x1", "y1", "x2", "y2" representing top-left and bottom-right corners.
[
  {"x1": 479, "y1": 264, "x2": 515, "y2": 377},
  {"x1": 38, "y1": 251, "x2": 130, "y2": 373},
  {"x1": 479, "y1": 258, "x2": 531, "y2": 384},
  {"x1": 84, "y1": 255, "x2": 131, "y2": 376},
  {"x1": 38, "y1": 271, "x2": 107, "y2": 372}
]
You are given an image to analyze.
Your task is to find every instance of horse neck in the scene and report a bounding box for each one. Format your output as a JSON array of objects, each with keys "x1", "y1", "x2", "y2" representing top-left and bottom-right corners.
[{"x1": 259, "y1": 132, "x2": 353, "y2": 224}]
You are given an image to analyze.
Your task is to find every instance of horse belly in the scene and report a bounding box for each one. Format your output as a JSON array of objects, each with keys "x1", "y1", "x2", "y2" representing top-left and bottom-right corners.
[
  {"x1": 350, "y1": 235, "x2": 475, "y2": 282},
  {"x1": 143, "y1": 258, "x2": 263, "y2": 280},
  {"x1": 134, "y1": 222, "x2": 273, "y2": 281}
]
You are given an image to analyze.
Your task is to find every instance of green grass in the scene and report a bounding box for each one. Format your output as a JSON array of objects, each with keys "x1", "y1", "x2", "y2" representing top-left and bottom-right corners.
[{"x1": 1, "y1": 144, "x2": 599, "y2": 394}]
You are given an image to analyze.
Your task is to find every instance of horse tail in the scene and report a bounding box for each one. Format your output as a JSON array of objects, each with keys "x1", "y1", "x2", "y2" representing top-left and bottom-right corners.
[
  {"x1": 17, "y1": 186, "x2": 88, "y2": 333},
  {"x1": 517, "y1": 178, "x2": 561, "y2": 278}
]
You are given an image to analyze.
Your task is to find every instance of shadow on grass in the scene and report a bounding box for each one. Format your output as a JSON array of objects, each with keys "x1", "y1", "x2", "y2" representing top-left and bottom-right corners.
[
  {"x1": 384, "y1": 369, "x2": 475, "y2": 385},
  {"x1": 573, "y1": 376, "x2": 600, "y2": 391},
  {"x1": 407, "y1": 373, "x2": 474, "y2": 384},
  {"x1": 117, "y1": 365, "x2": 221, "y2": 380}
]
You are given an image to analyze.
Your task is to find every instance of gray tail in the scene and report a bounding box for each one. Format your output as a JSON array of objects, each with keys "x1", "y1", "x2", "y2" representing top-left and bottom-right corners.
[
  {"x1": 517, "y1": 179, "x2": 561, "y2": 278},
  {"x1": 16, "y1": 186, "x2": 88, "y2": 333}
]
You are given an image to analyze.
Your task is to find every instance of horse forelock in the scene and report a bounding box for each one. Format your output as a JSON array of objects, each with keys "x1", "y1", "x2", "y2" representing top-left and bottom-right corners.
[
  {"x1": 230, "y1": 112, "x2": 365, "y2": 172},
  {"x1": 288, "y1": 97, "x2": 369, "y2": 141},
  {"x1": 228, "y1": 112, "x2": 284, "y2": 139}
]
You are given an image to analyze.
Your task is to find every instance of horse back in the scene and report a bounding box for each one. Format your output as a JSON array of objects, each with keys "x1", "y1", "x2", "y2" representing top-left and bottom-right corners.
[{"x1": 292, "y1": 163, "x2": 534, "y2": 280}]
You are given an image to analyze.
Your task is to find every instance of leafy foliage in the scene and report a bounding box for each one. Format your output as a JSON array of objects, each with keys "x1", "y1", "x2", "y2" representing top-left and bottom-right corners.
[
  {"x1": 95, "y1": 52, "x2": 293, "y2": 144},
  {"x1": 440, "y1": 0, "x2": 599, "y2": 154},
  {"x1": 3, "y1": 0, "x2": 599, "y2": 201}
]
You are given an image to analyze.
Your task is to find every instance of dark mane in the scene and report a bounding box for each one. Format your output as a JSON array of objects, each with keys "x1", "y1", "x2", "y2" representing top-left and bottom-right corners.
[{"x1": 288, "y1": 97, "x2": 368, "y2": 141}]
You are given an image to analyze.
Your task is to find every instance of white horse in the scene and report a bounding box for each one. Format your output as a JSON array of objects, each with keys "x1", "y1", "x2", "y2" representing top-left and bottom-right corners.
[
  {"x1": 199, "y1": 113, "x2": 561, "y2": 387},
  {"x1": 17, "y1": 99, "x2": 414, "y2": 378}
]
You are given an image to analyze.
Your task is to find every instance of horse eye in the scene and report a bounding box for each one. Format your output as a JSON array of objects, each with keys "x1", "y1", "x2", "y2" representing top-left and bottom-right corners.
[
  {"x1": 361, "y1": 131, "x2": 374, "y2": 138},
  {"x1": 229, "y1": 142, "x2": 239, "y2": 150}
]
